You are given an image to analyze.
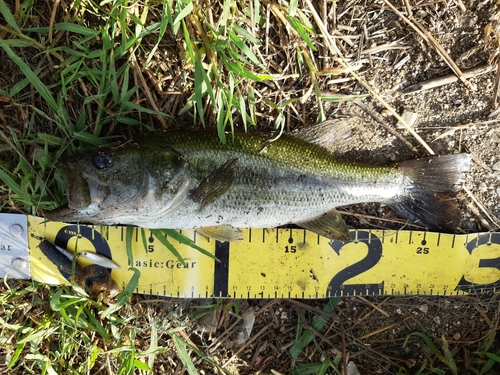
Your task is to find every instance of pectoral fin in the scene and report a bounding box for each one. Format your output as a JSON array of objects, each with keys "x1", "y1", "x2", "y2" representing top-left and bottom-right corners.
[
  {"x1": 191, "y1": 158, "x2": 238, "y2": 210},
  {"x1": 298, "y1": 209, "x2": 351, "y2": 242},
  {"x1": 197, "y1": 225, "x2": 243, "y2": 242}
]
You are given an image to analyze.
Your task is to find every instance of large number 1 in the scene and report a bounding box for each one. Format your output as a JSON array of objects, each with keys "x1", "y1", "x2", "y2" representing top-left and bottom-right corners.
[{"x1": 327, "y1": 231, "x2": 384, "y2": 296}]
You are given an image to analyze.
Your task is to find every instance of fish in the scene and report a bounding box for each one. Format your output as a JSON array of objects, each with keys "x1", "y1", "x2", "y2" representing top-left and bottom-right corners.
[{"x1": 47, "y1": 120, "x2": 471, "y2": 242}]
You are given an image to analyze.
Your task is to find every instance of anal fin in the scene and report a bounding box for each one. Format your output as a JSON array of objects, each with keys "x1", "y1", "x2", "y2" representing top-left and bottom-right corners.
[
  {"x1": 297, "y1": 209, "x2": 350, "y2": 242},
  {"x1": 197, "y1": 225, "x2": 243, "y2": 242}
]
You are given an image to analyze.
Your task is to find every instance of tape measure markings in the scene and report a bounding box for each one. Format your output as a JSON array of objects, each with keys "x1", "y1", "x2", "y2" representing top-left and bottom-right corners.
[
  {"x1": 214, "y1": 241, "x2": 230, "y2": 298},
  {"x1": 25, "y1": 216, "x2": 500, "y2": 298}
]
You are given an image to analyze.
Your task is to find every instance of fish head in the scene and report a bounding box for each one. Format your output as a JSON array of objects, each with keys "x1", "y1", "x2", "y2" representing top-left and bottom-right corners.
[{"x1": 48, "y1": 139, "x2": 188, "y2": 223}]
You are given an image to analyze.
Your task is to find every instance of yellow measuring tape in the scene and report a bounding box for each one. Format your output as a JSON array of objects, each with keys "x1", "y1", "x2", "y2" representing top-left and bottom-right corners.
[{"x1": 28, "y1": 216, "x2": 500, "y2": 297}]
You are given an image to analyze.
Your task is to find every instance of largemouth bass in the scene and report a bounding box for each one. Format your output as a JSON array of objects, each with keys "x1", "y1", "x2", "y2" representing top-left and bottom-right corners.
[{"x1": 47, "y1": 121, "x2": 471, "y2": 241}]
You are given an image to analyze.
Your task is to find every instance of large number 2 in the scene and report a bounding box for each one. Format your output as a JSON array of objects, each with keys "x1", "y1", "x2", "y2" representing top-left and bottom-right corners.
[{"x1": 327, "y1": 231, "x2": 383, "y2": 296}]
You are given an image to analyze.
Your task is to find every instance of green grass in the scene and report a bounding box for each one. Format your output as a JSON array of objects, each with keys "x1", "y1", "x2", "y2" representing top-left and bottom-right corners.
[
  {"x1": 290, "y1": 298, "x2": 343, "y2": 375},
  {"x1": 401, "y1": 331, "x2": 500, "y2": 375},
  {"x1": 1, "y1": 279, "x2": 212, "y2": 374},
  {"x1": 1, "y1": 282, "x2": 142, "y2": 374}
]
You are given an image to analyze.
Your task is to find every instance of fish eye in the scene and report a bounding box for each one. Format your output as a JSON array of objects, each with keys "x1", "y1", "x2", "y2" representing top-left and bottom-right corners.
[{"x1": 93, "y1": 155, "x2": 113, "y2": 170}]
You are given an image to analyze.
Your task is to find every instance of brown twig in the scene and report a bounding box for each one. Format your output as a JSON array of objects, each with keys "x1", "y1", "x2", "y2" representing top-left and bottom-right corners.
[
  {"x1": 351, "y1": 298, "x2": 392, "y2": 331},
  {"x1": 474, "y1": 304, "x2": 492, "y2": 327},
  {"x1": 287, "y1": 299, "x2": 338, "y2": 318},
  {"x1": 358, "y1": 315, "x2": 413, "y2": 340},
  {"x1": 465, "y1": 201, "x2": 493, "y2": 231},
  {"x1": 337, "y1": 209, "x2": 424, "y2": 229},
  {"x1": 48, "y1": 0, "x2": 60, "y2": 43},
  {"x1": 357, "y1": 296, "x2": 390, "y2": 318},
  {"x1": 206, "y1": 299, "x2": 279, "y2": 355},
  {"x1": 353, "y1": 100, "x2": 419, "y2": 153},
  {"x1": 341, "y1": 323, "x2": 348, "y2": 375},
  {"x1": 403, "y1": 64, "x2": 496, "y2": 94}
]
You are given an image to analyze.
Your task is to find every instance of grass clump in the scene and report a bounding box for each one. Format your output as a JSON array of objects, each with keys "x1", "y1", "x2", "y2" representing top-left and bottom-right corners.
[
  {"x1": 1, "y1": 281, "x2": 150, "y2": 374},
  {"x1": 1, "y1": 278, "x2": 228, "y2": 374}
]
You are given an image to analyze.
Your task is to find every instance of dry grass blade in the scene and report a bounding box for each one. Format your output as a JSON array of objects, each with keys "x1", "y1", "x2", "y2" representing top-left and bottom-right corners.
[
  {"x1": 486, "y1": 14, "x2": 500, "y2": 106},
  {"x1": 337, "y1": 209, "x2": 423, "y2": 229},
  {"x1": 463, "y1": 186, "x2": 500, "y2": 229},
  {"x1": 431, "y1": 118, "x2": 500, "y2": 141},
  {"x1": 222, "y1": 323, "x2": 271, "y2": 367},
  {"x1": 403, "y1": 0, "x2": 413, "y2": 17},
  {"x1": 357, "y1": 296, "x2": 390, "y2": 318},
  {"x1": 303, "y1": 0, "x2": 435, "y2": 155},
  {"x1": 467, "y1": 149, "x2": 493, "y2": 173},
  {"x1": 492, "y1": 64, "x2": 500, "y2": 107},
  {"x1": 130, "y1": 53, "x2": 168, "y2": 128},
  {"x1": 381, "y1": 0, "x2": 473, "y2": 91},
  {"x1": 455, "y1": 0, "x2": 467, "y2": 12}
]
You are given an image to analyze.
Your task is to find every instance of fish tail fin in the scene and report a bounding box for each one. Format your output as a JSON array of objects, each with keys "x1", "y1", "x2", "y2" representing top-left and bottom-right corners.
[{"x1": 393, "y1": 153, "x2": 471, "y2": 232}]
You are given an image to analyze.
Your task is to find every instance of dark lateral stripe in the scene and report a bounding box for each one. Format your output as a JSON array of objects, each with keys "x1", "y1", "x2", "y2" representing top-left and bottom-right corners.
[{"x1": 213, "y1": 241, "x2": 230, "y2": 297}]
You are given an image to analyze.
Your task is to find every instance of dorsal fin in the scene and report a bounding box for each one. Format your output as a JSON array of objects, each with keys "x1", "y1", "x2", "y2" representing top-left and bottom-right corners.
[{"x1": 291, "y1": 119, "x2": 354, "y2": 153}]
